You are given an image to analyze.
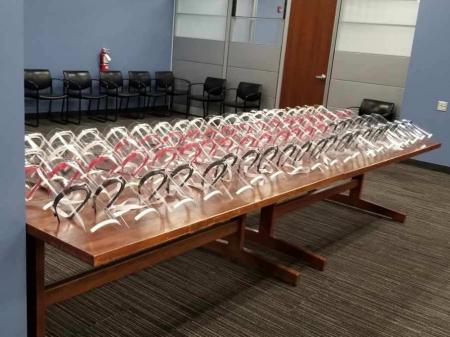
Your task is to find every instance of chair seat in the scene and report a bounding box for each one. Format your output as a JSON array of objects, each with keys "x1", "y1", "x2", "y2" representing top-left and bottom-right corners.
[
  {"x1": 222, "y1": 100, "x2": 260, "y2": 108},
  {"x1": 189, "y1": 94, "x2": 224, "y2": 102},
  {"x1": 106, "y1": 90, "x2": 140, "y2": 98},
  {"x1": 68, "y1": 93, "x2": 107, "y2": 100},
  {"x1": 162, "y1": 88, "x2": 189, "y2": 96},
  {"x1": 139, "y1": 90, "x2": 166, "y2": 97},
  {"x1": 25, "y1": 93, "x2": 67, "y2": 100}
]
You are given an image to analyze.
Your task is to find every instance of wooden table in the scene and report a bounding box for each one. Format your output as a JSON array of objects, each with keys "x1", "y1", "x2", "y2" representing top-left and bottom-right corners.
[{"x1": 26, "y1": 139, "x2": 440, "y2": 337}]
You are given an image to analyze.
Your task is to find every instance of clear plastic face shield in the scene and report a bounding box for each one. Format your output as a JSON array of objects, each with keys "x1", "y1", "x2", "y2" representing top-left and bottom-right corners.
[{"x1": 24, "y1": 107, "x2": 432, "y2": 232}]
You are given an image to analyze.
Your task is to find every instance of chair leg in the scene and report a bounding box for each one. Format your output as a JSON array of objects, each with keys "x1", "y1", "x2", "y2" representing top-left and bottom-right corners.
[
  {"x1": 105, "y1": 96, "x2": 110, "y2": 121},
  {"x1": 26, "y1": 99, "x2": 40, "y2": 127},
  {"x1": 206, "y1": 101, "x2": 209, "y2": 118},
  {"x1": 48, "y1": 99, "x2": 66, "y2": 125},
  {"x1": 113, "y1": 97, "x2": 119, "y2": 122},
  {"x1": 87, "y1": 99, "x2": 92, "y2": 117},
  {"x1": 169, "y1": 95, "x2": 173, "y2": 114},
  {"x1": 48, "y1": 100, "x2": 53, "y2": 121},
  {"x1": 62, "y1": 98, "x2": 68, "y2": 124},
  {"x1": 186, "y1": 96, "x2": 191, "y2": 119}
]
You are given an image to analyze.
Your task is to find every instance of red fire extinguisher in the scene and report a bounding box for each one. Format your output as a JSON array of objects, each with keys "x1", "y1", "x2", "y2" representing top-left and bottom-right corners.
[{"x1": 99, "y1": 48, "x2": 111, "y2": 72}]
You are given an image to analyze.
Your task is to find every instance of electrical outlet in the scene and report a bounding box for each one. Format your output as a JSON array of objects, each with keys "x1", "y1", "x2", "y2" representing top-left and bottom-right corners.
[{"x1": 436, "y1": 100, "x2": 448, "y2": 112}]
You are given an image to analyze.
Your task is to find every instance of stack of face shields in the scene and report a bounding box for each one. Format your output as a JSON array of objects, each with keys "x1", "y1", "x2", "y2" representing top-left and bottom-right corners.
[{"x1": 25, "y1": 106, "x2": 432, "y2": 232}]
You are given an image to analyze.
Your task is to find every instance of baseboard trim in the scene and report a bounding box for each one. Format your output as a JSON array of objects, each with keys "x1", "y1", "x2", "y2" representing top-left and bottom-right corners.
[{"x1": 402, "y1": 159, "x2": 450, "y2": 174}]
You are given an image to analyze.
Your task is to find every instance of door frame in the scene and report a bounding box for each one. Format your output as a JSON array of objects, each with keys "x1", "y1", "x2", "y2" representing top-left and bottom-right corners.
[
  {"x1": 323, "y1": 0, "x2": 343, "y2": 106},
  {"x1": 275, "y1": 0, "x2": 343, "y2": 108}
]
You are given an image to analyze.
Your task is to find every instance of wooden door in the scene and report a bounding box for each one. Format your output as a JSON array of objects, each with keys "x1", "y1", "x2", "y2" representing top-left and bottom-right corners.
[{"x1": 280, "y1": 0, "x2": 338, "y2": 107}]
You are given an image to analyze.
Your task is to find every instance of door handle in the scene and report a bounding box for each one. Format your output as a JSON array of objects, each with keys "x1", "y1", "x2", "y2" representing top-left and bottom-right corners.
[{"x1": 315, "y1": 74, "x2": 327, "y2": 80}]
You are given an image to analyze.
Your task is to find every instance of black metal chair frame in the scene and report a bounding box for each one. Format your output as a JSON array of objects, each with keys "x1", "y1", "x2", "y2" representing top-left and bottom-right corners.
[
  {"x1": 221, "y1": 84, "x2": 262, "y2": 115},
  {"x1": 63, "y1": 71, "x2": 108, "y2": 124},
  {"x1": 99, "y1": 71, "x2": 140, "y2": 121},
  {"x1": 155, "y1": 72, "x2": 191, "y2": 116},
  {"x1": 24, "y1": 71, "x2": 68, "y2": 127},
  {"x1": 128, "y1": 71, "x2": 166, "y2": 118},
  {"x1": 187, "y1": 80, "x2": 226, "y2": 119}
]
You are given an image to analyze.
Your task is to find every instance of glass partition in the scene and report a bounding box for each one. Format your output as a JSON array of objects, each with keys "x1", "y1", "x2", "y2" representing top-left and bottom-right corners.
[
  {"x1": 230, "y1": 0, "x2": 286, "y2": 45},
  {"x1": 336, "y1": 0, "x2": 421, "y2": 56},
  {"x1": 175, "y1": 0, "x2": 228, "y2": 40}
]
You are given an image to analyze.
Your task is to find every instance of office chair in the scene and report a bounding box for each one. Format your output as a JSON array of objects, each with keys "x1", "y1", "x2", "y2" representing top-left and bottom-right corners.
[
  {"x1": 128, "y1": 71, "x2": 166, "y2": 117},
  {"x1": 99, "y1": 71, "x2": 140, "y2": 121},
  {"x1": 24, "y1": 69, "x2": 68, "y2": 127},
  {"x1": 221, "y1": 82, "x2": 262, "y2": 114},
  {"x1": 187, "y1": 77, "x2": 226, "y2": 118},
  {"x1": 155, "y1": 71, "x2": 190, "y2": 116},
  {"x1": 63, "y1": 70, "x2": 108, "y2": 124}
]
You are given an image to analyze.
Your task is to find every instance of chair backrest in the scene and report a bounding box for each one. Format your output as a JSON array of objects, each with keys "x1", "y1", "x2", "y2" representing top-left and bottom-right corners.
[
  {"x1": 359, "y1": 99, "x2": 396, "y2": 121},
  {"x1": 24, "y1": 69, "x2": 52, "y2": 90},
  {"x1": 204, "y1": 77, "x2": 226, "y2": 95},
  {"x1": 128, "y1": 71, "x2": 151, "y2": 89},
  {"x1": 63, "y1": 70, "x2": 92, "y2": 91},
  {"x1": 155, "y1": 71, "x2": 174, "y2": 89},
  {"x1": 99, "y1": 71, "x2": 123, "y2": 89},
  {"x1": 237, "y1": 82, "x2": 262, "y2": 101}
]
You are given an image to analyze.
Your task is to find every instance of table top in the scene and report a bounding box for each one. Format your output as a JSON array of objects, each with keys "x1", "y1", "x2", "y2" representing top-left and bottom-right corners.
[{"x1": 26, "y1": 140, "x2": 440, "y2": 267}]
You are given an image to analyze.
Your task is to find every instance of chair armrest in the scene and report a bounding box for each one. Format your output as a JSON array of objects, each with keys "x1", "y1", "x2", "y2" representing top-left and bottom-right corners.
[
  {"x1": 189, "y1": 83, "x2": 204, "y2": 88},
  {"x1": 174, "y1": 77, "x2": 191, "y2": 86}
]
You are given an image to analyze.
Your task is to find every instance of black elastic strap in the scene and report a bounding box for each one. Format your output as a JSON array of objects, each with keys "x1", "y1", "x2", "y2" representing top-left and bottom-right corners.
[
  {"x1": 53, "y1": 184, "x2": 91, "y2": 224},
  {"x1": 257, "y1": 146, "x2": 278, "y2": 173},
  {"x1": 239, "y1": 150, "x2": 260, "y2": 173},
  {"x1": 203, "y1": 160, "x2": 227, "y2": 186},
  {"x1": 93, "y1": 176, "x2": 126, "y2": 209},
  {"x1": 277, "y1": 144, "x2": 297, "y2": 166},
  {"x1": 138, "y1": 169, "x2": 168, "y2": 200},
  {"x1": 167, "y1": 164, "x2": 194, "y2": 193}
]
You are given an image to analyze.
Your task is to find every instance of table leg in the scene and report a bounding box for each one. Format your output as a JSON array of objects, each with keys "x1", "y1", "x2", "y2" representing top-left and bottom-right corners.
[
  {"x1": 327, "y1": 175, "x2": 406, "y2": 223},
  {"x1": 27, "y1": 235, "x2": 46, "y2": 337},
  {"x1": 205, "y1": 216, "x2": 300, "y2": 286},
  {"x1": 247, "y1": 205, "x2": 326, "y2": 271}
]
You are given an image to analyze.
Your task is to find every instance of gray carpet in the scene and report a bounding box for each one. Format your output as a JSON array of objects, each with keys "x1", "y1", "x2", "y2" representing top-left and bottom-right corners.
[{"x1": 41, "y1": 161, "x2": 450, "y2": 337}]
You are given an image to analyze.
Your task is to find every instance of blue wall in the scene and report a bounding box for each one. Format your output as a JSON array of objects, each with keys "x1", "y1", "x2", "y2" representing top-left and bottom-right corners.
[
  {"x1": 24, "y1": 0, "x2": 174, "y2": 112},
  {"x1": 402, "y1": 0, "x2": 450, "y2": 167},
  {"x1": 0, "y1": 0, "x2": 27, "y2": 336}
]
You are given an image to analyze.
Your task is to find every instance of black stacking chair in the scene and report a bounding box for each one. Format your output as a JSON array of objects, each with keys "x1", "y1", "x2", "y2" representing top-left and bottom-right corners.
[
  {"x1": 24, "y1": 69, "x2": 68, "y2": 127},
  {"x1": 221, "y1": 82, "x2": 262, "y2": 114},
  {"x1": 187, "y1": 77, "x2": 226, "y2": 118},
  {"x1": 348, "y1": 99, "x2": 396, "y2": 122},
  {"x1": 63, "y1": 70, "x2": 108, "y2": 124},
  {"x1": 99, "y1": 71, "x2": 140, "y2": 121},
  {"x1": 128, "y1": 71, "x2": 166, "y2": 117},
  {"x1": 155, "y1": 71, "x2": 190, "y2": 115}
]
